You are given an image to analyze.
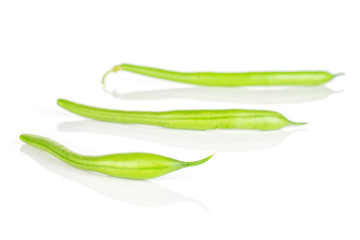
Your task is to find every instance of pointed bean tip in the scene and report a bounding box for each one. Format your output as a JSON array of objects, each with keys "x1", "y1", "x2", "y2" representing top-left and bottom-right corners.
[
  {"x1": 186, "y1": 154, "x2": 214, "y2": 167},
  {"x1": 289, "y1": 121, "x2": 307, "y2": 126},
  {"x1": 202, "y1": 154, "x2": 214, "y2": 163}
]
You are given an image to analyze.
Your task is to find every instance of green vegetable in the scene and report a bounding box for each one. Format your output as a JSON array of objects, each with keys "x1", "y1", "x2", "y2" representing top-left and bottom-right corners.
[
  {"x1": 102, "y1": 63, "x2": 342, "y2": 86},
  {"x1": 20, "y1": 134, "x2": 212, "y2": 180},
  {"x1": 57, "y1": 99, "x2": 305, "y2": 131}
]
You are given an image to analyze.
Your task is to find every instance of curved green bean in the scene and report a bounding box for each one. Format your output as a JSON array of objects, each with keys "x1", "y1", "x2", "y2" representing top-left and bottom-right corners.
[
  {"x1": 102, "y1": 64, "x2": 342, "y2": 86},
  {"x1": 57, "y1": 99, "x2": 306, "y2": 131},
  {"x1": 20, "y1": 134, "x2": 212, "y2": 180}
]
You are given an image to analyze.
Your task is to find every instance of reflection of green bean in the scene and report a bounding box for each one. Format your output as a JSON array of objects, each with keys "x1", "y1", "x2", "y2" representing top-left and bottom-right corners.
[
  {"x1": 102, "y1": 64, "x2": 342, "y2": 86},
  {"x1": 20, "y1": 134, "x2": 212, "y2": 180},
  {"x1": 57, "y1": 99, "x2": 305, "y2": 131}
]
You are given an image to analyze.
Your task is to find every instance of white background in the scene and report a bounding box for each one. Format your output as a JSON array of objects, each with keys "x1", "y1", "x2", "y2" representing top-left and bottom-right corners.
[{"x1": 1, "y1": 0, "x2": 359, "y2": 239}]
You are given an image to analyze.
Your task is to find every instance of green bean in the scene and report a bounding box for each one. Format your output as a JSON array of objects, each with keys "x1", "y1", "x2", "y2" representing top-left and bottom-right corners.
[
  {"x1": 57, "y1": 99, "x2": 306, "y2": 131},
  {"x1": 102, "y1": 64, "x2": 342, "y2": 86},
  {"x1": 20, "y1": 134, "x2": 212, "y2": 180}
]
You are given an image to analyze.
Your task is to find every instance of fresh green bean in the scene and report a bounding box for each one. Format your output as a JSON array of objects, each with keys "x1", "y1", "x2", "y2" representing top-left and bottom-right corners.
[
  {"x1": 20, "y1": 134, "x2": 212, "y2": 180},
  {"x1": 57, "y1": 99, "x2": 305, "y2": 131},
  {"x1": 102, "y1": 64, "x2": 342, "y2": 86}
]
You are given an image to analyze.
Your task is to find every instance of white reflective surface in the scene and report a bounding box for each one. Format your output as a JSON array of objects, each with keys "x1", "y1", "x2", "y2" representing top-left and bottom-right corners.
[{"x1": 2, "y1": 1, "x2": 360, "y2": 239}]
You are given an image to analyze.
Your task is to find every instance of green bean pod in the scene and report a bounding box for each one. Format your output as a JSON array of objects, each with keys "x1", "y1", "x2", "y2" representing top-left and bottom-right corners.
[
  {"x1": 102, "y1": 64, "x2": 342, "y2": 86},
  {"x1": 57, "y1": 99, "x2": 306, "y2": 131},
  {"x1": 20, "y1": 134, "x2": 212, "y2": 180}
]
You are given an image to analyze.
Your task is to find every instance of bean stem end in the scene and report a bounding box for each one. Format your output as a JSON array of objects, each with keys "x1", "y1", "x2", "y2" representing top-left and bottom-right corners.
[{"x1": 101, "y1": 65, "x2": 122, "y2": 85}]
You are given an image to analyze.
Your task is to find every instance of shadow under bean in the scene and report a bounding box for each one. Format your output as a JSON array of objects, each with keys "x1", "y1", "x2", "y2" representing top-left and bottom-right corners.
[
  {"x1": 103, "y1": 85, "x2": 340, "y2": 104},
  {"x1": 57, "y1": 120, "x2": 303, "y2": 152},
  {"x1": 20, "y1": 145, "x2": 209, "y2": 211}
]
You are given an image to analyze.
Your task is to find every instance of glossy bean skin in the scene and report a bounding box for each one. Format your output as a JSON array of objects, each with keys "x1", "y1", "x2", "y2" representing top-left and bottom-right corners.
[
  {"x1": 20, "y1": 134, "x2": 212, "y2": 180},
  {"x1": 102, "y1": 64, "x2": 341, "y2": 86},
  {"x1": 57, "y1": 99, "x2": 305, "y2": 131}
]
